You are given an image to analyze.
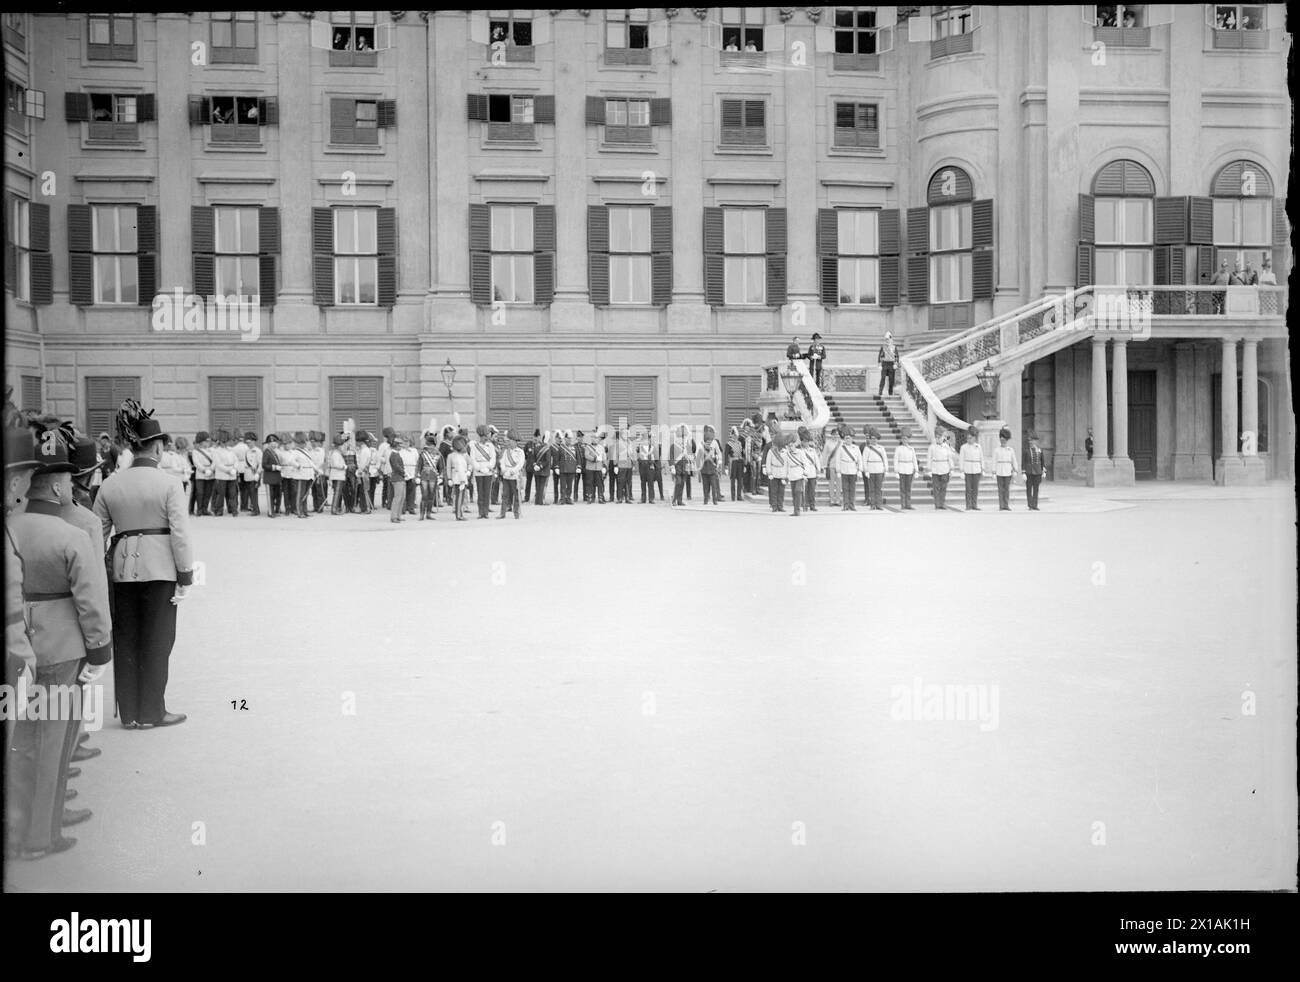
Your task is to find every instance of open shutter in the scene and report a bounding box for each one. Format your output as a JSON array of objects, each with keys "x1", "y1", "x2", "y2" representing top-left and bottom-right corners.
[
  {"x1": 188, "y1": 96, "x2": 206, "y2": 126},
  {"x1": 705, "y1": 20, "x2": 724, "y2": 49},
  {"x1": 971, "y1": 198, "x2": 993, "y2": 248},
  {"x1": 469, "y1": 203, "x2": 491, "y2": 305},
  {"x1": 64, "y1": 92, "x2": 91, "y2": 122},
  {"x1": 137, "y1": 94, "x2": 156, "y2": 123},
  {"x1": 533, "y1": 204, "x2": 555, "y2": 305},
  {"x1": 906, "y1": 205, "x2": 928, "y2": 304},
  {"x1": 29, "y1": 201, "x2": 52, "y2": 305},
  {"x1": 1187, "y1": 196, "x2": 1213, "y2": 244},
  {"x1": 879, "y1": 208, "x2": 901, "y2": 307},
  {"x1": 136, "y1": 205, "x2": 157, "y2": 306},
  {"x1": 531, "y1": 15, "x2": 551, "y2": 46},
  {"x1": 533, "y1": 95, "x2": 555, "y2": 125},
  {"x1": 258, "y1": 206, "x2": 280, "y2": 255},
  {"x1": 818, "y1": 208, "x2": 838, "y2": 306},
  {"x1": 259, "y1": 255, "x2": 277, "y2": 307},
  {"x1": 469, "y1": 10, "x2": 490, "y2": 44},
  {"x1": 588, "y1": 205, "x2": 610, "y2": 305},
  {"x1": 649, "y1": 17, "x2": 670, "y2": 48},
  {"x1": 971, "y1": 250, "x2": 993, "y2": 300},
  {"x1": 703, "y1": 206, "x2": 724, "y2": 307},
  {"x1": 312, "y1": 206, "x2": 334, "y2": 306},
  {"x1": 68, "y1": 204, "x2": 93, "y2": 306},
  {"x1": 1078, "y1": 192, "x2": 1095, "y2": 245},
  {"x1": 377, "y1": 207, "x2": 397, "y2": 308},
  {"x1": 309, "y1": 16, "x2": 331, "y2": 48},
  {"x1": 1152, "y1": 245, "x2": 1185, "y2": 286},
  {"x1": 909, "y1": 7, "x2": 933, "y2": 42},
  {"x1": 1154, "y1": 196, "x2": 1186, "y2": 244},
  {"x1": 586, "y1": 96, "x2": 605, "y2": 126},
  {"x1": 1193, "y1": 245, "x2": 1214, "y2": 284},
  {"x1": 259, "y1": 97, "x2": 278, "y2": 125},
  {"x1": 192, "y1": 205, "x2": 215, "y2": 296},
  {"x1": 765, "y1": 207, "x2": 787, "y2": 307},
  {"x1": 467, "y1": 93, "x2": 488, "y2": 121},
  {"x1": 3, "y1": 195, "x2": 14, "y2": 289},
  {"x1": 376, "y1": 100, "x2": 397, "y2": 129},
  {"x1": 1273, "y1": 198, "x2": 1289, "y2": 276},
  {"x1": 651, "y1": 206, "x2": 673, "y2": 306},
  {"x1": 329, "y1": 97, "x2": 355, "y2": 145},
  {"x1": 649, "y1": 97, "x2": 672, "y2": 126},
  {"x1": 1076, "y1": 244, "x2": 1094, "y2": 288}
]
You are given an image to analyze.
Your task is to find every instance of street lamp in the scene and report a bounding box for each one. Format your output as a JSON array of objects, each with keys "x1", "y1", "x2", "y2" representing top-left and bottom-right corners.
[
  {"x1": 976, "y1": 361, "x2": 998, "y2": 420},
  {"x1": 441, "y1": 358, "x2": 457, "y2": 406},
  {"x1": 779, "y1": 364, "x2": 802, "y2": 420}
]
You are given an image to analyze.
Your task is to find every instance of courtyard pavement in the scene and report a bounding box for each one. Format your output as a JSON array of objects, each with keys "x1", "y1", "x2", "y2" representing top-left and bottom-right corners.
[{"x1": 6, "y1": 482, "x2": 1296, "y2": 891}]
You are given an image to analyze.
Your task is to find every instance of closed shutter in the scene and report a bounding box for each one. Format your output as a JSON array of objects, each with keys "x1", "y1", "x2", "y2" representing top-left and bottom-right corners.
[
  {"x1": 86, "y1": 376, "x2": 140, "y2": 437},
  {"x1": 21, "y1": 376, "x2": 42, "y2": 414},
  {"x1": 188, "y1": 96, "x2": 207, "y2": 126},
  {"x1": 29, "y1": 202, "x2": 52, "y2": 305},
  {"x1": 703, "y1": 206, "x2": 724, "y2": 307},
  {"x1": 467, "y1": 93, "x2": 488, "y2": 121},
  {"x1": 1154, "y1": 196, "x2": 1186, "y2": 244},
  {"x1": 649, "y1": 97, "x2": 671, "y2": 126},
  {"x1": 533, "y1": 204, "x2": 555, "y2": 306},
  {"x1": 533, "y1": 95, "x2": 555, "y2": 124},
  {"x1": 137, "y1": 93, "x2": 156, "y2": 122},
  {"x1": 721, "y1": 375, "x2": 762, "y2": 434},
  {"x1": 210, "y1": 376, "x2": 262, "y2": 438},
  {"x1": 1193, "y1": 245, "x2": 1214, "y2": 284},
  {"x1": 879, "y1": 256, "x2": 900, "y2": 307},
  {"x1": 135, "y1": 204, "x2": 157, "y2": 306},
  {"x1": 312, "y1": 207, "x2": 334, "y2": 306},
  {"x1": 720, "y1": 98, "x2": 742, "y2": 144},
  {"x1": 192, "y1": 205, "x2": 215, "y2": 296},
  {"x1": 906, "y1": 206, "x2": 928, "y2": 304},
  {"x1": 1188, "y1": 196, "x2": 1214, "y2": 245},
  {"x1": 818, "y1": 208, "x2": 838, "y2": 306},
  {"x1": 330, "y1": 376, "x2": 383, "y2": 438},
  {"x1": 587, "y1": 205, "x2": 609, "y2": 305},
  {"x1": 765, "y1": 206, "x2": 787, "y2": 306},
  {"x1": 486, "y1": 376, "x2": 540, "y2": 436},
  {"x1": 68, "y1": 204, "x2": 93, "y2": 306},
  {"x1": 1152, "y1": 244, "x2": 1185, "y2": 285},
  {"x1": 3, "y1": 194, "x2": 13, "y2": 289},
  {"x1": 330, "y1": 97, "x2": 355, "y2": 144},
  {"x1": 651, "y1": 206, "x2": 672, "y2": 306},
  {"x1": 971, "y1": 249, "x2": 993, "y2": 300},
  {"x1": 586, "y1": 96, "x2": 605, "y2": 125},
  {"x1": 377, "y1": 207, "x2": 397, "y2": 307},
  {"x1": 606, "y1": 376, "x2": 657, "y2": 429},
  {"x1": 65, "y1": 92, "x2": 91, "y2": 122},
  {"x1": 1274, "y1": 198, "x2": 1289, "y2": 276},
  {"x1": 469, "y1": 203, "x2": 491, "y2": 305}
]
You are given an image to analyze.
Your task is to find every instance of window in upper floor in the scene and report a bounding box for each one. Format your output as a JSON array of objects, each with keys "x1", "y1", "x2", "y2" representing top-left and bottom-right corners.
[
  {"x1": 211, "y1": 11, "x2": 258, "y2": 64},
  {"x1": 87, "y1": 13, "x2": 136, "y2": 61}
]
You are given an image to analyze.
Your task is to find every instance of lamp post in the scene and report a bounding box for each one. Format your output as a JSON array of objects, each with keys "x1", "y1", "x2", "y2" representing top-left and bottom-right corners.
[
  {"x1": 779, "y1": 363, "x2": 802, "y2": 420},
  {"x1": 441, "y1": 358, "x2": 457, "y2": 410},
  {"x1": 976, "y1": 361, "x2": 998, "y2": 420}
]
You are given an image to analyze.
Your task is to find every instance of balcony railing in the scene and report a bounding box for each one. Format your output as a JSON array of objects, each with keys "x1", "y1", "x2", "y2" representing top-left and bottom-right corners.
[{"x1": 762, "y1": 358, "x2": 831, "y2": 432}]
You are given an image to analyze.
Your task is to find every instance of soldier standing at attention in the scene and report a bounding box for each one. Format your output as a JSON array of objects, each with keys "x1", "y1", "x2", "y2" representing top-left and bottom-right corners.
[
  {"x1": 241, "y1": 432, "x2": 261, "y2": 516},
  {"x1": 762, "y1": 430, "x2": 789, "y2": 512},
  {"x1": 230, "y1": 431, "x2": 249, "y2": 514},
  {"x1": 1023, "y1": 431, "x2": 1045, "y2": 511},
  {"x1": 835, "y1": 425, "x2": 862, "y2": 511},
  {"x1": 498, "y1": 430, "x2": 525, "y2": 519},
  {"x1": 861, "y1": 428, "x2": 889, "y2": 510},
  {"x1": 93, "y1": 399, "x2": 193, "y2": 731},
  {"x1": 470, "y1": 425, "x2": 498, "y2": 519},
  {"x1": 399, "y1": 436, "x2": 419, "y2": 515},
  {"x1": 806, "y1": 333, "x2": 827, "y2": 390},
  {"x1": 8, "y1": 424, "x2": 113, "y2": 859},
  {"x1": 327, "y1": 436, "x2": 348, "y2": 514},
  {"x1": 878, "y1": 332, "x2": 899, "y2": 397},
  {"x1": 523, "y1": 430, "x2": 539, "y2": 504},
  {"x1": 927, "y1": 429, "x2": 953, "y2": 510},
  {"x1": 211, "y1": 430, "x2": 238, "y2": 517},
  {"x1": 960, "y1": 426, "x2": 984, "y2": 511},
  {"x1": 821, "y1": 424, "x2": 842, "y2": 508},
  {"x1": 531, "y1": 430, "x2": 553, "y2": 506},
  {"x1": 696, "y1": 425, "x2": 723, "y2": 506},
  {"x1": 615, "y1": 427, "x2": 636, "y2": 504},
  {"x1": 894, "y1": 429, "x2": 918, "y2": 510},
  {"x1": 387, "y1": 436, "x2": 408, "y2": 524},
  {"x1": 724, "y1": 426, "x2": 746, "y2": 502},
  {"x1": 446, "y1": 435, "x2": 471, "y2": 520},
  {"x1": 190, "y1": 431, "x2": 215, "y2": 516},
  {"x1": 262, "y1": 434, "x2": 283, "y2": 517},
  {"x1": 309, "y1": 432, "x2": 328, "y2": 514},
  {"x1": 4, "y1": 427, "x2": 39, "y2": 717},
  {"x1": 993, "y1": 427, "x2": 1020, "y2": 511},
  {"x1": 418, "y1": 432, "x2": 442, "y2": 520},
  {"x1": 557, "y1": 431, "x2": 580, "y2": 504}
]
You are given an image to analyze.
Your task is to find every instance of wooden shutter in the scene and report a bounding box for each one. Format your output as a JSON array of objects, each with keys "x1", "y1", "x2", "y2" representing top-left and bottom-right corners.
[
  {"x1": 135, "y1": 205, "x2": 157, "y2": 306},
  {"x1": 191, "y1": 205, "x2": 215, "y2": 295},
  {"x1": 971, "y1": 198, "x2": 993, "y2": 248},
  {"x1": 533, "y1": 95, "x2": 555, "y2": 124},
  {"x1": 1078, "y1": 193, "x2": 1095, "y2": 244},
  {"x1": 68, "y1": 204, "x2": 93, "y2": 306},
  {"x1": 879, "y1": 209, "x2": 901, "y2": 306},
  {"x1": 651, "y1": 206, "x2": 672, "y2": 306},
  {"x1": 1154, "y1": 196, "x2": 1186, "y2": 244},
  {"x1": 258, "y1": 255, "x2": 277, "y2": 307},
  {"x1": 312, "y1": 206, "x2": 334, "y2": 306},
  {"x1": 703, "y1": 206, "x2": 724, "y2": 307},
  {"x1": 906, "y1": 206, "x2": 928, "y2": 304},
  {"x1": 533, "y1": 204, "x2": 555, "y2": 305},
  {"x1": 469, "y1": 203, "x2": 491, "y2": 305},
  {"x1": 817, "y1": 208, "x2": 838, "y2": 306},
  {"x1": 585, "y1": 96, "x2": 605, "y2": 125},
  {"x1": 257, "y1": 206, "x2": 280, "y2": 254},
  {"x1": 972, "y1": 249, "x2": 993, "y2": 300},
  {"x1": 137, "y1": 93, "x2": 156, "y2": 122},
  {"x1": 467, "y1": 93, "x2": 488, "y2": 121},
  {"x1": 188, "y1": 96, "x2": 206, "y2": 126},
  {"x1": 259, "y1": 97, "x2": 278, "y2": 125},
  {"x1": 649, "y1": 97, "x2": 671, "y2": 125},
  {"x1": 28, "y1": 201, "x2": 49, "y2": 252},
  {"x1": 1152, "y1": 245, "x2": 1185, "y2": 286},
  {"x1": 1193, "y1": 245, "x2": 1214, "y2": 284},
  {"x1": 1076, "y1": 244, "x2": 1094, "y2": 288},
  {"x1": 65, "y1": 92, "x2": 91, "y2": 122},
  {"x1": 377, "y1": 207, "x2": 397, "y2": 307},
  {"x1": 879, "y1": 256, "x2": 900, "y2": 307},
  {"x1": 720, "y1": 98, "x2": 742, "y2": 144},
  {"x1": 376, "y1": 99, "x2": 397, "y2": 128},
  {"x1": 329, "y1": 97, "x2": 355, "y2": 144},
  {"x1": 765, "y1": 206, "x2": 787, "y2": 306},
  {"x1": 906, "y1": 206, "x2": 929, "y2": 254},
  {"x1": 587, "y1": 204, "x2": 609, "y2": 305},
  {"x1": 29, "y1": 202, "x2": 52, "y2": 305},
  {"x1": 1187, "y1": 196, "x2": 1213, "y2": 244}
]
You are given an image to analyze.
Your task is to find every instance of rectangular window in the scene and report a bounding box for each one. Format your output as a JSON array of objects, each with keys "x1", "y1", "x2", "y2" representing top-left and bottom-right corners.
[
  {"x1": 833, "y1": 101, "x2": 879, "y2": 148},
  {"x1": 330, "y1": 11, "x2": 378, "y2": 66},
  {"x1": 609, "y1": 206, "x2": 652, "y2": 304},
  {"x1": 721, "y1": 6, "x2": 765, "y2": 51},
  {"x1": 836, "y1": 209, "x2": 879, "y2": 306},
  {"x1": 487, "y1": 94, "x2": 535, "y2": 142},
  {"x1": 209, "y1": 377, "x2": 262, "y2": 438},
  {"x1": 3, "y1": 13, "x2": 26, "y2": 50},
  {"x1": 1094, "y1": 198, "x2": 1152, "y2": 245},
  {"x1": 490, "y1": 204, "x2": 535, "y2": 304},
  {"x1": 87, "y1": 13, "x2": 136, "y2": 61},
  {"x1": 930, "y1": 253, "x2": 973, "y2": 303},
  {"x1": 86, "y1": 376, "x2": 141, "y2": 438},
  {"x1": 328, "y1": 376, "x2": 382, "y2": 437},
  {"x1": 833, "y1": 7, "x2": 880, "y2": 68},
  {"x1": 1094, "y1": 249, "x2": 1152, "y2": 286},
  {"x1": 209, "y1": 95, "x2": 262, "y2": 142},
  {"x1": 213, "y1": 206, "x2": 259, "y2": 302},
  {"x1": 489, "y1": 9, "x2": 534, "y2": 61},
  {"x1": 931, "y1": 5, "x2": 975, "y2": 57},
  {"x1": 486, "y1": 376, "x2": 540, "y2": 437},
  {"x1": 723, "y1": 208, "x2": 766, "y2": 305},
  {"x1": 719, "y1": 98, "x2": 766, "y2": 147},
  {"x1": 930, "y1": 203, "x2": 972, "y2": 252},
  {"x1": 604, "y1": 98, "x2": 652, "y2": 144},
  {"x1": 606, "y1": 8, "x2": 651, "y2": 61},
  {"x1": 334, "y1": 208, "x2": 378, "y2": 305},
  {"x1": 10, "y1": 196, "x2": 30, "y2": 301},
  {"x1": 5, "y1": 77, "x2": 25, "y2": 133},
  {"x1": 330, "y1": 98, "x2": 379, "y2": 146},
  {"x1": 92, "y1": 204, "x2": 139, "y2": 305},
  {"x1": 20, "y1": 375, "x2": 41, "y2": 415},
  {"x1": 1213, "y1": 198, "x2": 1270, "y2": 245},
  {"x1": 211, "y1": 11, "x2": 257, "y2": 63},
  {"x1": 89, "y1": 93, "x2": 137, "y2": 142},
  {"x1": 1212, "y1": 4, "x2": 1267, "y2": 47}
]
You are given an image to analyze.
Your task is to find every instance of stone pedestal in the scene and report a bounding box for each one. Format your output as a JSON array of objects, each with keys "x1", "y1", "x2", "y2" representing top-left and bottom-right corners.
[
  {"x1": 1215, "y1": 455, "x2": 1249, "y2": 485},
  {"x1": 975, "y1": 419, "x2": 1004, "y2": 464}
]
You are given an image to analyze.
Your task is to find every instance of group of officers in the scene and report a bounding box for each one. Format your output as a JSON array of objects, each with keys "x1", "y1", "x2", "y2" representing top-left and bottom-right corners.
[{"x1": 5, "y1": 400, "x2": 193, "y2": 861}]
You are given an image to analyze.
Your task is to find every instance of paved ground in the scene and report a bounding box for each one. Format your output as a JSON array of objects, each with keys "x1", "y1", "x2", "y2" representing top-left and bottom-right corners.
[{"x1": 7, "y1": 483, "x2": 1296, "y2": 892}]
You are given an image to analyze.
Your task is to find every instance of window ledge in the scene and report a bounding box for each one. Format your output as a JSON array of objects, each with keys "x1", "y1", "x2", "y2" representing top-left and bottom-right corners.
[
  {"x1": 599, "y1": 141, "x2": 657, "y2": 153},
  {"x1": 202, "y1": 142, "x2": 268, "y2": 154},
  {"x1": 81, "y1": 139, "x2": 147, "y2": 152},
  {"x1": 482, "y1": 139, "x2": 543, "y2": 152},
  {"x1": 714, "y1": 145, "x2": 775, "y2": 157},
  {"x1": 926, "y1": 50, "x2": 984, "y2": 68},
  {"x1": 324, "y1": 143, "x2": 386, "y2": 154},
  {"x1": 828, "y1": 146, "x2": 886, "y2": 158}
]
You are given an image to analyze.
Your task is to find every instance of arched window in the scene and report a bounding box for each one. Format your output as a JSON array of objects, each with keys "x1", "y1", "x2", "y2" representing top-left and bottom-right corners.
[
  {"x1": 1211, "y1": 160, "x2": 1278, "y2": 283},
  {"x1": 1090, "y1": 159, "x2": 1155, "y2": 286},
  {"x1": 907, "y1": 166, "x2": 992, "y2": 330}
]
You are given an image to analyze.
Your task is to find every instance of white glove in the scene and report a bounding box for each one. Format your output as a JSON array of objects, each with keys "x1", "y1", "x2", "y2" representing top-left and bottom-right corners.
[
  {"x1": 79, "y1": 663, "x2": 107, "y2": 685},
  {"x1": 171, "y1": 584, "x2": 190, "y2": 605}
]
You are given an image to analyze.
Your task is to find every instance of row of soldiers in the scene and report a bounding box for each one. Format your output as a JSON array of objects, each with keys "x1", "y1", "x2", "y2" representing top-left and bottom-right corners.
[{"x1": 5, "y1": 402, "x2": 193, "y2": 860}]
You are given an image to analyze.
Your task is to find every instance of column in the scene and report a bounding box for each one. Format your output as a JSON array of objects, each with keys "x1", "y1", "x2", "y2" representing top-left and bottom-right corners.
[
  {"x1": 549, "y1": 11, "x2": 594, "y2": 333},
  {"x1": 1087, "y1": 337, "x2": 1114, "y2": 485},
  {"x1": 1215, "y1": 337, "x2": 1245, "y2": 485},
  {"x1": 428, "y1": 10, "x2": 475, "y2": 332},
  {"x1": 666, "y1": 14, "x2": 708, "y2": 332},
  {"x1": 1239, "y1": 338, "x2": 1266, "y2": 483},
  {"x1": 1171, "y1": 343, "x2": 1204, "y2": 479},
  {"x1": 1109, "y1": 340, "x2": 1134, "y2": 483}
]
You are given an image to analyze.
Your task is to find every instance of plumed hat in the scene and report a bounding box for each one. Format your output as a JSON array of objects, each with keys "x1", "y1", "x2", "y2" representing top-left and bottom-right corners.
[{"x1": 115, "y1": 398, "x2": 169, "y2": 449}]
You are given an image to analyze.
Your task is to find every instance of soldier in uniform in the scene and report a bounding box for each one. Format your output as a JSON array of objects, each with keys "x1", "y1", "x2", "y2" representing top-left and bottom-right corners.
[
  {"x1": 531, "y1": 431, "x2": 553, "y2": 506},
  {"x1": 960, "y1": 426, "x2": 984, "y2": 511},
  {"x1": 240, "y1": 432, "x2": 261, "y2": 516},
  {"x1": 4, "y1": 427, "x2": 39, "y2": 737},
  {"x1": 93, "y1": 399, "x2": 195, "y2": 729},
  {"x1": 615, "y1": 427, "x2": 635, "y2": 503},
  {"x1": 523, "y1": 430, "x2": 540, "y2": 504},
  {"x1": 498, "y1": 430, "x2": 525, "y2": 519},
  {"x1": 262, "y1": 434, "x2": 283, "y2": 517},
  {"x1": 8, "y1": 424, "x2": 113, "y2": 859},
  {"x1": 190, "y1": 431, "x2": 215, "y2": 516},
  {"x1": 470, "y1": 424, "x2": 498, "y2": 519},
  {"x1": 353, "y1": 431, "x2": 374, "y2": 514},
  {"x1": 636, "y1": 428, "x2": 656, "y2": 504},
  {"x1": 557, "y1": 431, "x2": 581, "y2": 505},
  {"x1": 211, "y1": 430, "x2": 238, "y2": 517},
  {"x1": 309, "y1": 432, "x2": 328, "y2": 513},
  {"x1": 418, "y1": 432, "x2": 442, "y2": 520},
  {"x1": 806, "y1": 333, "x2": 827, "y2": 390}
]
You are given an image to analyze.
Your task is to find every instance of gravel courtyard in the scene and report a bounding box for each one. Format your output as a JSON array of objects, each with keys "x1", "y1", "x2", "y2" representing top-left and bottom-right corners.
[{"x1": 7, "y1": 484, "x2": 1295, "y2": 892}]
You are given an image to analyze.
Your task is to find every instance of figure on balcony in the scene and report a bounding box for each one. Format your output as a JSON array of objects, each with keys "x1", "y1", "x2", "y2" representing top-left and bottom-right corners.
[
  {"x1": 878, "y1": 332, "x2": 899, "y2": 396},
  {"x1": 1210, "y1": 260, "x2": 1232, "y2": 313},
  {"x1": 807, "y1": 333, "x2": 827, "y2": 389},
  {"x1": 785, "y1": 336, "x2": 803, "y2": 363}
]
